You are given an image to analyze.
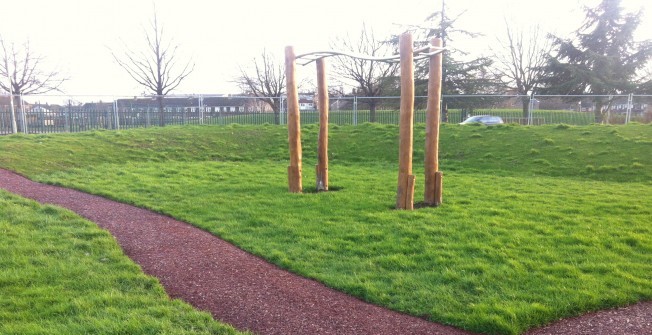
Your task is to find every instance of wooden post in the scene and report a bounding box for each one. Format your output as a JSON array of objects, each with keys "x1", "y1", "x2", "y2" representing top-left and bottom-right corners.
[
  {"x1": 285, "y1": 46, "x2": 302, "y2": 193},
  {"x1": 316, "y1": 58, "x2": 329, "y2": 191},
  {"x1": 425, "y1": 38, "x2": 444, "y2": 206},
  {"x1": 396, "y1": 33, "x2": 415, "y2": 210}
]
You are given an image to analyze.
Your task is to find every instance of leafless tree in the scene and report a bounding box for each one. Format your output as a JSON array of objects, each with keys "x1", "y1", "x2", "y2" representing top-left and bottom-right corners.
[
  {"x1": 330, "y1": 23, "x2": 399, "y2": 122},
  {"x1": 492, "y1": 23, "x2": 552, "y2": 118},
  {"x1": 0, "y1": 36, "x2": 67, "y2": 132},
  {"x1": 235, "y1": 49, "x2": 285, "y2": 125},
  {"x1": 112, "y1": 11, "x2": 194, "y2": 127}
]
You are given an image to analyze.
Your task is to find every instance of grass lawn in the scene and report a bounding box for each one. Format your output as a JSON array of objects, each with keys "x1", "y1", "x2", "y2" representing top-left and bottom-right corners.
[
  {"x1": 0, "y1": 191, "x2": 244, "y2": 335},
  {"x1": 1, "y1": 123, "x2": 651, "y2": 334}
]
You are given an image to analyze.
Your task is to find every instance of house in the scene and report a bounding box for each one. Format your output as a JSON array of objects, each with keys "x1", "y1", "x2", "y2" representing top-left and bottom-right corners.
[
  {"x1": 202, "y1": 96, "x2": 248, "y2": 113},
  {"x1": 82, "y1": 102, "x2": 114, "y2": 111},
  {"x1": 298, "y1": 94, "x2": 315, "y2": 111},
  {"x1": 114, "y1": 96, "x2": 248, "y2": 113},
  {"x1": 281, "y1": 93, "x2": 316, "y2": 111},
  {"x1": 243, "y1": 98, "x2": 275, "y2": 113},
  {"x1": 612, "y1": 101, "x2": 648, "y2": 116},
  {"x1": 28, "y1": 106, "x2": 57, "y2": 126},
  {"x1": 0, "y1": 95, "x2": 12, "y2": 107}
]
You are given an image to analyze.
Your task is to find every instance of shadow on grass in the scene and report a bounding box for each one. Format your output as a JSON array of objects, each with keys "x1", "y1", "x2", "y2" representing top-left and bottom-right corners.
[
  {"x1": 301, "y1": 185, "x2": 344, "y2": 194},
  {"x1": 386, "y1": 201, "x2": 443, "y2": 210}
]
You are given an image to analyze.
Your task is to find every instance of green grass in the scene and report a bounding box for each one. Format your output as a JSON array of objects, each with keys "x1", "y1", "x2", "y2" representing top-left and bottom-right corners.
[
  {"x1": 1, "y1": 123, "x2": 651, "y2": 335},
  {"x1": 0, "y1": 190, "x2": 244, "y2": 335}
]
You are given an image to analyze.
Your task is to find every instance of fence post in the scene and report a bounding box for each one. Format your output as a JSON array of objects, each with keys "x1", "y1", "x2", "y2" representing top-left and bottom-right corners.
[
  {"x1": 113, "y1": 100, "x2": 120, "y2": 130},
  {"x1": 66, "y1": 100, "x2": 71, "y2": 132},
  {"x1": 626, "y1": 93, "x2": 633, "y2": 124},
  {"x1": 396, "y1": 32, "x2": 415, "y2": 210},
  {"x1": 353, "y1": 96, "x2": 358, "y2": 126},
  {"x1": 528, "y1": 93, "x2": 534, "y2": 125},
  {"x1": 199, "y1": 95, "x2": 204, "y2": 125},
  {"x1": 36, "y1": 103, "x2": 42, "y2": 133},
  {"x1": 279, "y1": 96, "x2": 285, "y2": 126},
  {"x1": 9, "y1": 94, "x2": 17, "y2": 134},
  {"x1": 607, "y1": 95, "x2": 613, "y2": 124}
]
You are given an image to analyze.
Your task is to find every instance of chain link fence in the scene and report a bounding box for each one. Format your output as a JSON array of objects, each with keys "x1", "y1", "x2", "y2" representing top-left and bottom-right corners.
[{"x1": 1, "y1": 94, "x2": 651, "y2": 134}]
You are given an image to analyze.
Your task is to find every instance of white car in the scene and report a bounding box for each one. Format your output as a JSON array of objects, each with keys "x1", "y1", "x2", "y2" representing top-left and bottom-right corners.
[{"x1": 459, "y1": 115, "x2": 504, "y2": 125}]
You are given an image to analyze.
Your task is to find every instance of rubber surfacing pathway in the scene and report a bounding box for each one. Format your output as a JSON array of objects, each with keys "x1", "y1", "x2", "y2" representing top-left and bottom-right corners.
[{"x1": 1, "y1": 168, "x2": 650, "y2": 335}]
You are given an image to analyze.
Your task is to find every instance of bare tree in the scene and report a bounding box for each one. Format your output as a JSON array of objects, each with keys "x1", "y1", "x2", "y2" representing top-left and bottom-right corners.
[
  {"x1": 331, "y1": 23, "x2": 399, "y2": 122},
  {"x1": 235, "y1": 49, "x2": 285, "y2": 125},
  {"x1": 112, "y1": 11, "x2": 194, "y2": 127},
  {"x1": 0, "y1": 36, "x2": 67, "y2": 132},
  {"x1": 492, "y1": 23, "x2": 551, "y2": 118}
]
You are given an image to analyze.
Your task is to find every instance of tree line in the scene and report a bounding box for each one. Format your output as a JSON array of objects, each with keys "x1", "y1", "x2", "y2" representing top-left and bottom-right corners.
[
  {"x1": 1, "y1": 0, "x2": 650, "y2": 126},
  {"x1": 237, "y1": 0, "x2": 651, "y2": 124}
]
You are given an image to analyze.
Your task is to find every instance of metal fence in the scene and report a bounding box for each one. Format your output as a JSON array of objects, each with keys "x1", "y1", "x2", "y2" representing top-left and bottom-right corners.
[{"x1": 1, "y1": 94, "x2": 651, "y2": 135}]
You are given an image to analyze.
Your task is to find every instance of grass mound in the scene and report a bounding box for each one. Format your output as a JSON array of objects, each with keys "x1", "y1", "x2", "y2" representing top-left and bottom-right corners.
[
  {"x1": 0, "y1": 191, "x2": 243, "y2": 335},
  {"x1": 1, "y1": 123, "x2": 651, "y2": 334}
]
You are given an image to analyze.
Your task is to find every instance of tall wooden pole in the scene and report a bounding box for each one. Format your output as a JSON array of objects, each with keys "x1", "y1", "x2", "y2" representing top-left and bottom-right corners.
[
  {"x1": 316, "y1": 58, "x2": 329, "y2": 191},
  {"x1": 396, "y1": 32, "x2": 415, "y2": 210},
  {"x1": 425, "y1": 38, "x2": 444, "y2": 206},
  {"x1": 285, "y1": 46, "x2": 302, "y2": 193}
]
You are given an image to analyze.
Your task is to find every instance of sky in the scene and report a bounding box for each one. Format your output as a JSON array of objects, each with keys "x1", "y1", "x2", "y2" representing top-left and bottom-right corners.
[{"x1": 1, "y1": 0, "x2": 650, "y2": 103}]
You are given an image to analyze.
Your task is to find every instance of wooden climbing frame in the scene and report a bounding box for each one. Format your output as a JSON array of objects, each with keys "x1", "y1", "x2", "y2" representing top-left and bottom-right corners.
[{"x1": 285, "y1": 33, "x2": 445, "y2": 210}]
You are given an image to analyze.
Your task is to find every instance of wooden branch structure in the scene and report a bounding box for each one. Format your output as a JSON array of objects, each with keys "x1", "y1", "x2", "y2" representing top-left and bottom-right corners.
[
  {"x1": 424, "y1": 38, "x2": 444, "y2": 206},
  {"x1": 285, "y1": 46, "x2": 302, "y2": 193},
  {"x1": 295, "y1": 45, "x2": 445, "y2": 65},
  {"x1": 285, "y1": 33, "x2": 445, "y2": 208}
]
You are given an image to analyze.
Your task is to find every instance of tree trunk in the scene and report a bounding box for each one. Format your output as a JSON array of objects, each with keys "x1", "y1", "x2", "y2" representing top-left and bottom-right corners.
[
  {"x1": 157, "y1": 95, "x2": 165, "y2": 127},
  {"x1": 14, "y1": 95, "x2": 26, "y2": 133},
  {"x1": 522, "y1": 98, "x2": 529, "y2": 120},
  {"x1": 269, "y1": 100, "x2": 281, "y2": 125},
  {"x1": 594, "y1": 100, "x2": 604, "y2": 124},
  {"x1": 272, "y1": 105, "x2": 280, "y2": 125},
  {"x1": 369, "y1": 101, "x2": 377, "y2": 123}
]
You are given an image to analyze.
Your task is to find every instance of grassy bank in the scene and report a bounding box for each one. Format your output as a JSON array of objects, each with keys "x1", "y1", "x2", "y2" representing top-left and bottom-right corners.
[
  {"x1": 0, "y1": 191, "x2": 244, "y2": 335},
  {"x1": 1, "y1": 123, "x2": 651, "y2": 334}
]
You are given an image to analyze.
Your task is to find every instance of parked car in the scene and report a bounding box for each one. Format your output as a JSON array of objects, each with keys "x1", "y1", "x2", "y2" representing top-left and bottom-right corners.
[{"x1": 459, "y1": 115, "x2": 504, "y2": 125}]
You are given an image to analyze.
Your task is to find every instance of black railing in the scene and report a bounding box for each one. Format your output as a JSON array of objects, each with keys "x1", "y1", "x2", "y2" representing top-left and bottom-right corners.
[{"x1": 2, "y1": 94, "x2": 651, "y2": 134}]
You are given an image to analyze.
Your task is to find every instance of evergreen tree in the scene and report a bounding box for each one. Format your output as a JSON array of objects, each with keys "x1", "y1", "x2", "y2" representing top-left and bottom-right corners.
[{"x1": 541, "y1": 0, "x2": 652, "y2": 123}]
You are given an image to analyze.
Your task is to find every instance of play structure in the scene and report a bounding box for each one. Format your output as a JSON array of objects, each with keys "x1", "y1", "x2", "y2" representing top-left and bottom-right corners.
[{"x1": 285, "y1": 32, "x2": 445, "y2": 210}]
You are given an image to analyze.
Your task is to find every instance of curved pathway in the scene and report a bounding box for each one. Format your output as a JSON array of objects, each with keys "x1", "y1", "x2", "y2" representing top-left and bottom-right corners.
[{"x1": 1, "y1": 168, "x2": 649, "y2": 335}]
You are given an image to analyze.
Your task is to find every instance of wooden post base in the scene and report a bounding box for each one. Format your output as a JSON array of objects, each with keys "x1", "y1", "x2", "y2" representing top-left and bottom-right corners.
[
  {"x1": 396, "y1": 173, "x2": 415, "y2": 210},
  {"x1": 316, "y1": 164, "x2": 328, "y2": 192},
  {"x1": 434, "y1": 171, "x2": 443, "y2": 206},
  {"x1": 288, "y1": 165, "x2": 302, "y2": 193},
  {"x1": 425, "y1": 171, "x2": 443, "y2": 206}
]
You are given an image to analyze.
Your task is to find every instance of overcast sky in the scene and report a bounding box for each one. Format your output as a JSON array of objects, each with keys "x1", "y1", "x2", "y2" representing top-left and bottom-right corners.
[{"x1": 1, "y1": 0, "x2": 650, "y2": 102}]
